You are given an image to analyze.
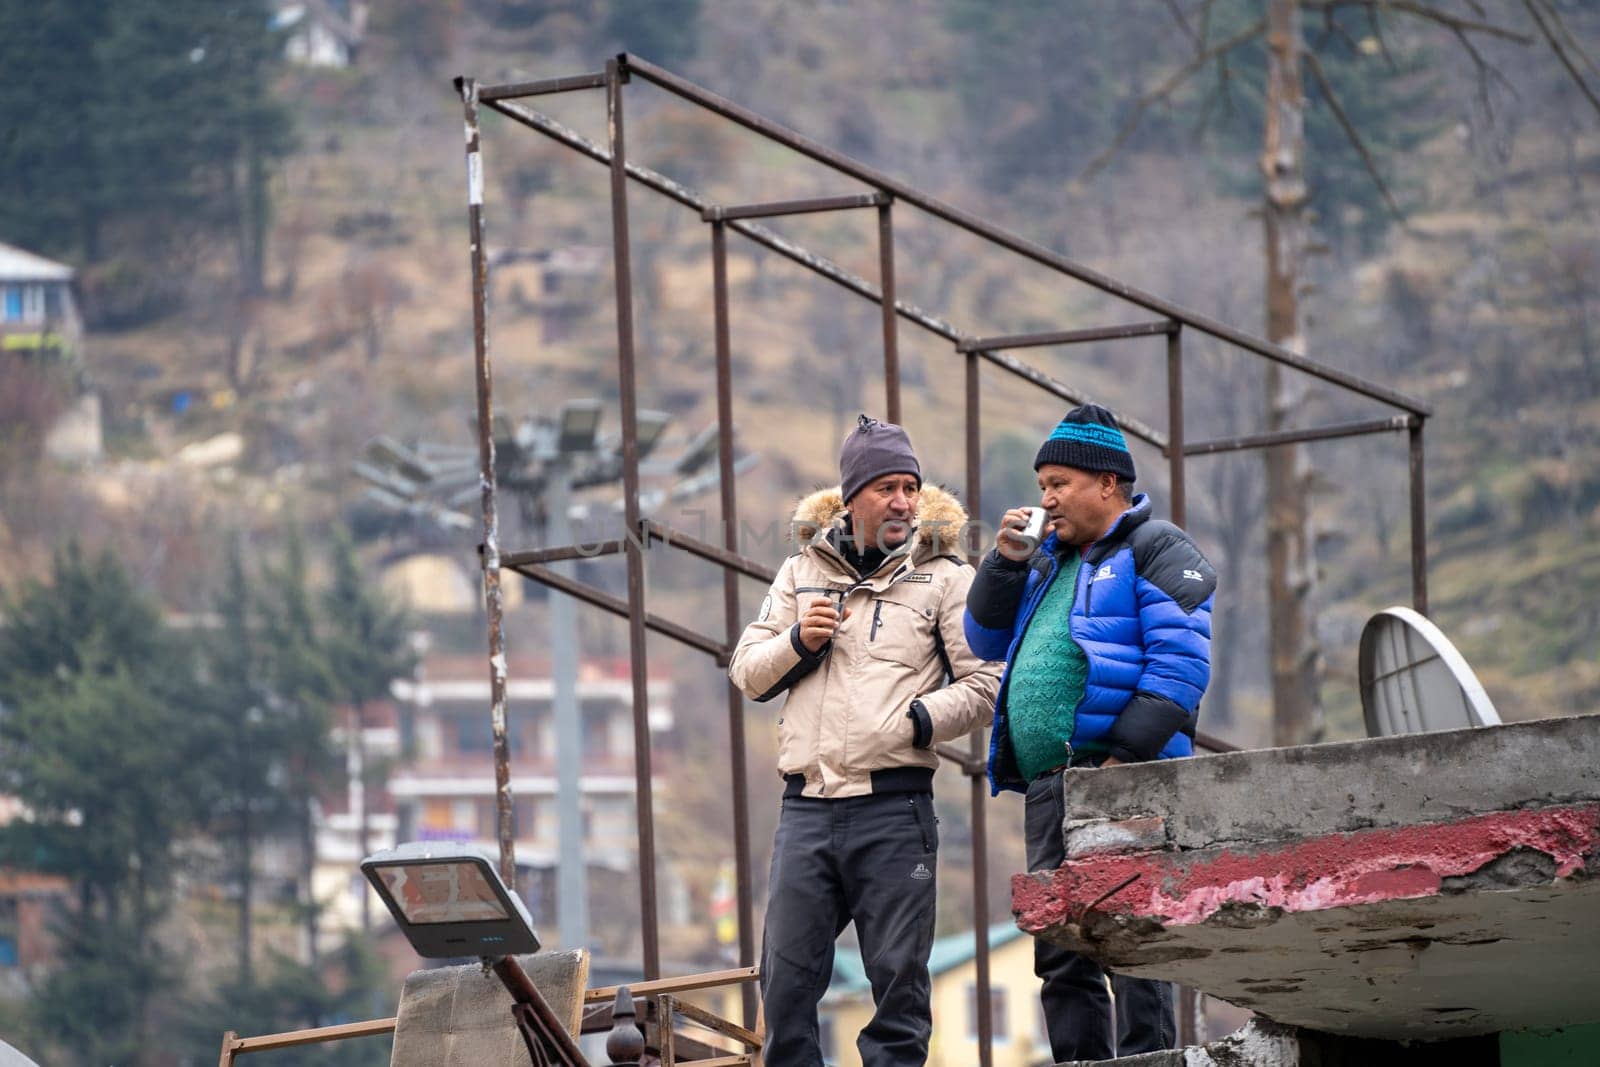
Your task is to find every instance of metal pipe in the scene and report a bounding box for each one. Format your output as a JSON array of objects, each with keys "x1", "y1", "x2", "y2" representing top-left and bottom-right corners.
[
  {"x1": 454, "y1": 76, "x2": 518, "y2": 891},
  {"x1": 481, "y1": 99, "x2": 964, "y2": 345},
  {"x1": 479, "y1": 71, "x2": 608, "y2": 102},
  {"x1": 642, "y1": 520, "x2": 776, "y2": 583},
  {"x1": 878, "y1": 199, "x2": 901, "y2": 423},
  {"x1": 606, "y1": 59, "x2": 660, "y2": 979},
  {"x1": 504, "y1": 563, "x2": 732, "y2": 663},
  {"x1": 956, "y1": 320, "x2": 1178, "y2": 352},
  {"x1": 711, "y1": 220, "x2": 759, "y2": 1028},
  {"x1": 1410, "y1": 421, "x2": 1428, "y2": 615},
  {"x1": 621, "y1": 54, "x2": 1431, "y2": 419},
  {"x1": 491, "y1": 955, "x2": 593, "y2": 1065},
  {"x1": 972, "y1": 348, "x2": 1168, "y2": 450},
  {"x1": 501, "y1": 541, "x2": 625, "y2": 567},
  {"x1": 964, "y1": 348, "x2": 994, "y2": 1067},
  {"x1": 703, "y1": 192, "x2": 886, "y2": 221},
  {"x1": 1182, "y1": 415, "x2": 1413, "y2": 457},
  {"x1": 1167, "y1": 328, "x2": 1185, "y2": 529}
]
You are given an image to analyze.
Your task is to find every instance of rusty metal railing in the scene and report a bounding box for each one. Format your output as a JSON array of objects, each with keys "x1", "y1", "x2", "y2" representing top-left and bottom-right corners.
[{"x1": 454, "y1": 54, "x2": 1430, "y2": 1060}]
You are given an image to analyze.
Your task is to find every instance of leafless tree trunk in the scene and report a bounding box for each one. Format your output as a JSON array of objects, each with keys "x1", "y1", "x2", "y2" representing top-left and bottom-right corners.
[{"x1": 1262, "y1": 0, "x2": 1324, "y2": 747}]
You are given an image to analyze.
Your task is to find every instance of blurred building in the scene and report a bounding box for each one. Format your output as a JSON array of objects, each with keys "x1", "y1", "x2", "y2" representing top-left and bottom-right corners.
[
  {"x1": 0, "y1": 242, "x2": 80, "y2": 360},
  {"x1": 314, "y1": 652, "x2": 674, "y2": 940},
  {"x1": 823, "y1": 924, "x2": 1050, "y2": 1067},
  {"x1": 271, "y1": 0, "x2": 368, "y2": 68}
]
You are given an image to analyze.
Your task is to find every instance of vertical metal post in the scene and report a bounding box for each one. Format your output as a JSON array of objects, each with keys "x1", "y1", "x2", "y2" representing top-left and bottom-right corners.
[
  {"x1": 965, "y1": 349, "x2": 994, "y2": 1067},
  {"x1": 1167, "y1": 327, "x2": 1186, "y2": 529},
  {"x1": 878, "y1": 198, "x2": 901, "y2": 423},
  {"x1": 606, "y1": 57, "x2": 661, "y2": 979},
  {"x1": 711, "y1": 219, "x2": 759, "y2": 1027},
  {"x1": 549, "y1": 469, "x2": 589, "y2": 951},
  {"x1": 1409, "y1": 419, "x2": 1428, "y2": 615},
  {"x1": 456, "y1": 76, "x2": 517, "y2": 889}
]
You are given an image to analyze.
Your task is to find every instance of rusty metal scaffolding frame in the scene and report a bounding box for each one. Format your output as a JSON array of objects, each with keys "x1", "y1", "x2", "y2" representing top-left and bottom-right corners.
[{"x1": 453, "y1": 53, "x2": 1432, "y2": 1059}]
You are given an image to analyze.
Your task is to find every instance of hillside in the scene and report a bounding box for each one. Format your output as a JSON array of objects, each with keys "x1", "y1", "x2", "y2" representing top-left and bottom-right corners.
[{"x1": 4, "y1": 0, "x2": 1598, "y2": 960}]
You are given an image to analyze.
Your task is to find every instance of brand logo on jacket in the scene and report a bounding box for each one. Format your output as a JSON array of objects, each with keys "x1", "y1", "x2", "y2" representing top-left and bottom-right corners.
[
  {"x1": 910, "y1": 862, "x2": 932, "y2": 881},
  {"x1": 1183, "y1": 569, "x2": 1204, "y2": 581},
  {"x1": 1092, "y1": 564, "x2": 1115, "y2": 582},
  {"x1": 902, "y1": 572, "x2": 932, "y2": 583}
]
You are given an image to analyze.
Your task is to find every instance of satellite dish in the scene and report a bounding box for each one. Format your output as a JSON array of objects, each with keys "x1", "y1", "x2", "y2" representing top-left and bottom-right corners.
[
  {"x1": 1359, "y1": 606, "x2": 1501, "y2": 738},
  {"x1": 0, "y1": 1039, "x2": 44, "y2": 1067}
]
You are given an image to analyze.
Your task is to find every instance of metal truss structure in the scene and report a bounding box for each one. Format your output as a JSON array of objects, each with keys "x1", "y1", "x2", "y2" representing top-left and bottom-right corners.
[{"x1": 454, "y1": 54, "x2": 1432, "y2": 1060}]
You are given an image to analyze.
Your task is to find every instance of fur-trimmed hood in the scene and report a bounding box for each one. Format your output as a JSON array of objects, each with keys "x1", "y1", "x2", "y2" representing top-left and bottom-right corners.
[{"x1": 789, "y1": 483, "x2": 969, "y2": 562}]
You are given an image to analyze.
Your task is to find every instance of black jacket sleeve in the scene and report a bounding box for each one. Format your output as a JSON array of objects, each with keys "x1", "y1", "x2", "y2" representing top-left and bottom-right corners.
[{"x1": 964, "y1": 549, "x2": 1033, "y2": 631}]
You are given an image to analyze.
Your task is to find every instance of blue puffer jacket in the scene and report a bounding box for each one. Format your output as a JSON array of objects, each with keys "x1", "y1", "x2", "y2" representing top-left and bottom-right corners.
[{"x1": 964, "y1": 494, "x2": 1216, "y2": 795}]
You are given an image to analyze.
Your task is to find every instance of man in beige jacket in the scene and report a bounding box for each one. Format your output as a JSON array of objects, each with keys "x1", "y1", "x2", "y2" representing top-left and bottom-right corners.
[{"x1": 730, "y1": 414, "x2": 1001, "y2": 1067}]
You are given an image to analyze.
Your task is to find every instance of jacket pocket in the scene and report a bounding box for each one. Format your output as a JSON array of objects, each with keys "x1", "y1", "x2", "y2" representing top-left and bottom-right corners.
[
  {"x1": 865, "y1": 587, "x2": 938, "y2": 668},
  {"x1": 906, "y1": 793, "x2": 939, "y2": 854}
]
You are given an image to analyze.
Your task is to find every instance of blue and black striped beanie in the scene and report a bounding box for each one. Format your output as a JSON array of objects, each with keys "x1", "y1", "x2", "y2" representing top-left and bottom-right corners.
[{"x1": 1034, "y1": 403, "x2": 1136, "y2": 481}]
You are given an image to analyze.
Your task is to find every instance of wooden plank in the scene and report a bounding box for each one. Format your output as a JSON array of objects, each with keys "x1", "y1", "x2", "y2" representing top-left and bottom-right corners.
[
  {"x1": 671, "y1": 997, "x2": 762, "y2": 1049},
  {"x1": 229, "y1": 1017, "x2": 397, "y2": 1054},
  {"x1": 659, "y1": 995, "x2": 677, "y2": 1067},
  {"x1": 584, "y1": 966, "x2": 760, "y2": 1003}
]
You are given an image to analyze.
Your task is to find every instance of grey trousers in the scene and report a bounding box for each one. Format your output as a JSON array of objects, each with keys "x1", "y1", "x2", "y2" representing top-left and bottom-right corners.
[{"x1": 760, "y1": 791, "x2": 939, "y2": 1067}]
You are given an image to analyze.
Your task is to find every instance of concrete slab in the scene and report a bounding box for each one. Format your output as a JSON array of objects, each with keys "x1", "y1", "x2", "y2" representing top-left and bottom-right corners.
[{"x1": 1012, "y1": 715, "x2": 1600, "y2": 1041}]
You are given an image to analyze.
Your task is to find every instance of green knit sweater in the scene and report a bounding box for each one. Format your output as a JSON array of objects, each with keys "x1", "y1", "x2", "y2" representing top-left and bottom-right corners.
[{"x1": 1007, "y1": 551, "x2": 1090, "y2": 781}]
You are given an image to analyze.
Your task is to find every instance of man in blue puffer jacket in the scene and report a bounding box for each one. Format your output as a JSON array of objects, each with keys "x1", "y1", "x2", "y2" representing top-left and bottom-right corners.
[{"x1": 964, "y1": 403, "x2": 1215, "y2": 1063}]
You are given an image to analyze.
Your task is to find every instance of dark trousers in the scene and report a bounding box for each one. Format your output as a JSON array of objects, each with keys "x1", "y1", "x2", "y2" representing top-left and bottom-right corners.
[
  {"x1": 760, "y1": 791, "x2": 939, "y2": 1067},
  {"x1": 1025, "y1": 771, "x2": 1176, "y2": 1063}
]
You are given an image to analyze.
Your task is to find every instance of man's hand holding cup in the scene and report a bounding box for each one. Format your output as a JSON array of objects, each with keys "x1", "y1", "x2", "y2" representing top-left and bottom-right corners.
[
  {"x1": 798, "y1": 595, "x2": 851, "y2": 653},
  {"x1": 996, "y1": 507, "x2": 1045, "y2": 562}
]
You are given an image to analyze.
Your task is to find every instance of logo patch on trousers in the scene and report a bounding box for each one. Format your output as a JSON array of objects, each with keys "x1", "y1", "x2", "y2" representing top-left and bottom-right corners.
[{"x1": 910, "y1": 862, "x2": 932, "y2": 881}]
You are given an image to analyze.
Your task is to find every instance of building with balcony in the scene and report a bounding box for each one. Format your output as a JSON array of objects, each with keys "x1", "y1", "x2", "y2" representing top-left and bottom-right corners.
[{"x1": 314, "y1": 653, "x2": 674, "y2": 940}]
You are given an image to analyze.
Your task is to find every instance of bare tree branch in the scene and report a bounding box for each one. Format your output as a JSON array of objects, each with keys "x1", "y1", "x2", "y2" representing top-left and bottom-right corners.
[
  {"x1": 1163, "y1": 0, "x2": 1200, "y2": 47},
  {"x1": 1303, "y1": 48, "x2": 1410, "y2": 227},
  {"x1": 1460, "y1": 0, "x2": 1488, "y2": 17},
  {"x1": 1522, "y1": 0, "x2": 1600, "y2": 119},
  {"x1": 1307, "y1": 0, "x2": 1534, "y2": 43},
  {"x1": 1450, "y1": 24, "x2": 1519, "y2": 124},
  {"x1": 1079, "y1": 17, "x2": 1268, "y2": 181},
  {"x1": 1535, "y1": 0, "x2": 1600, "y2": 82}
]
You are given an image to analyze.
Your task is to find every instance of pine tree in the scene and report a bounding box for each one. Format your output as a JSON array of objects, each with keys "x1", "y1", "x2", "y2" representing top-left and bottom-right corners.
[
  {"x1": 0, "y1": 544, "x2": 214, "y2": 1065},
  {"x1": 256, "y1": 525, "x2": 339, "y2": 965}
]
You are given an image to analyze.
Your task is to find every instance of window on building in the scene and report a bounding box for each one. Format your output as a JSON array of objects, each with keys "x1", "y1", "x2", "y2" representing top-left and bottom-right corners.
[
  {"x1": 455, "y1": 711, "x2": 522, "y2": 755},
  {"x1": 21, "y1": 284, "x2": 44, "y2": 322},
  {"x1": 2, "y1": 286, "x2": 20, "y2": 322},
  {"x1": 967, "y1": 983, "x2": 1008, "y2": 1043},
  {"x1": 582, "y1": 706, "x2": 612, "y2": 761},
  {"x1": 0, "y1": 897, "x2": 18, "y2": 968}
]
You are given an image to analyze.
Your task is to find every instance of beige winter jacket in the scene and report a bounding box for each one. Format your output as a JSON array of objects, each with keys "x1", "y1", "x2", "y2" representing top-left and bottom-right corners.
[{"x1": 729, "y1": 485, "x2": 1002, "y2": 798}]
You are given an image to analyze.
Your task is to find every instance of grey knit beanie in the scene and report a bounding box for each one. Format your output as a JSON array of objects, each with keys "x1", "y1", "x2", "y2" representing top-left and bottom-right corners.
[{"x1": 840, "y1": 414, "x2": 921, "y2": 502}]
